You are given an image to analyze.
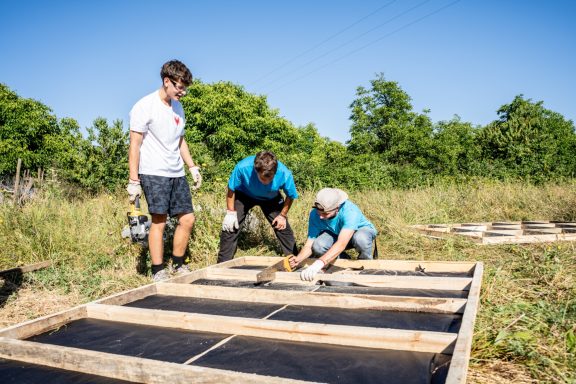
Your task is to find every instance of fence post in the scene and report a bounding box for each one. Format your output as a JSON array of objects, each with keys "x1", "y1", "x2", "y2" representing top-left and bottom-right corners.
[{"x1": 13, "y1": 158, "x2": 22, "y2": 205}]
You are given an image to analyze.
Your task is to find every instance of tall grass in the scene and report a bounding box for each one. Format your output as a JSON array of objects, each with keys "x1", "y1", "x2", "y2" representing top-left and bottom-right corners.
[{"x1": 0, "y1": 180, "x2": 575, "y2": 382}]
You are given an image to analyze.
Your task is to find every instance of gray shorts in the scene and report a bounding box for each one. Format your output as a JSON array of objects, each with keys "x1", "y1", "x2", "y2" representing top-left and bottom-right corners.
[{"x1": 140, "y1": 174, "x2": 193, "y2": 216}]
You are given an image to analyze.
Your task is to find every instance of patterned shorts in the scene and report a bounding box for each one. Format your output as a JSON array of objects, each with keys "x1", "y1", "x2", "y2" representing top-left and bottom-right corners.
[{"x1": 140, "y1": 174, "x2": 193, "y2": 216}]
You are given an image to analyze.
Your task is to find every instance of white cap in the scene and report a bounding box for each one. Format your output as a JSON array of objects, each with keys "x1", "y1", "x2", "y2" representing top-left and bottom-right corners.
[{"x1": 313, "y1": 188, "x2": 348, "y2": 211}]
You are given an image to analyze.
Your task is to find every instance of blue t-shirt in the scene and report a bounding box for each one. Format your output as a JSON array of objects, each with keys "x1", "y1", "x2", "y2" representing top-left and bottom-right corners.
[
  {"x1": 307, "y1": 200, "x2": 376, "y2": 239},
  {"x1": 228, "y1": 156, "x2": 299, "y2": 200}
]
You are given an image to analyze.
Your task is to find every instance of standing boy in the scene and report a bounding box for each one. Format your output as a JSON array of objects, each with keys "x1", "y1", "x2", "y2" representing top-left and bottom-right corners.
[
  {"x1": 218, "y1": 151, "x2": 298, "y2": 263},
  {"x1": 127, "y1": 60, "x2": 202, "y2": 281}
]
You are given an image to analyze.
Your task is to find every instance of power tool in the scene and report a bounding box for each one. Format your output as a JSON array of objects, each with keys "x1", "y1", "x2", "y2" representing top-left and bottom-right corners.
[{"x1": 126, "y1": 196, "x2": 150, "y2": 246}]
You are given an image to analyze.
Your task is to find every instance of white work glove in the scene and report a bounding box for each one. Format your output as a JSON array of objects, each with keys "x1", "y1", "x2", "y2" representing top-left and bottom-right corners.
[
  {"x1": 126, "y1": 180, "x2": 142, "y2": 202},
  {"x1": 189, "y1": 166, "x2": 202, "y2": 190},
  {"x1": 300, "y1": 259, "x2": 325, "y2": 281},
  {"x1": 222, "y1": 210, "x2": 239, "y2": 232}
]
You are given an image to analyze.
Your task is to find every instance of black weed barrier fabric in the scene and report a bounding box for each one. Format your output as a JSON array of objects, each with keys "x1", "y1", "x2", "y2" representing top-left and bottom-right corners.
[
  {"x1": 26, "y1": 318, "x2": 230, "y2": 363},
  {"x1": 124, "y1": 294, "x2": 461, "y2": 333},
  {"x1": 193, "y1": 335, "x2": 451, "y2": 384},
  {"x1": 0, "y1": 358, "x2": 132, "y2": 383},
  {"x1": 125, "y1": 295, "x2": 284, "y2": 318}
]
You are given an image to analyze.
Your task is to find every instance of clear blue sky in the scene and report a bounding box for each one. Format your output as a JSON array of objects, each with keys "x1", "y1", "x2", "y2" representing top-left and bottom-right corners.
[{"x1": 1, "y1": 0, "x2": 574, "y2": 143}]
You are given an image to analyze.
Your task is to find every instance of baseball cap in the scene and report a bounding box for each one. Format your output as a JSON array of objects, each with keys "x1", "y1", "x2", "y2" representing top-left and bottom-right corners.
[{"x1": 313, "y1": 188, "x2": 348, "y2": 212}]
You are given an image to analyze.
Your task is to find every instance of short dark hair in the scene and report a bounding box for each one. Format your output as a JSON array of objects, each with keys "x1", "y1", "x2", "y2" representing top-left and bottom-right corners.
[
  {"x1": 254, "y1": 151, "x2": 278, "y2": 178},
  {"x1": 160, "y1": 60, "x2": 193, "y2": 86}
]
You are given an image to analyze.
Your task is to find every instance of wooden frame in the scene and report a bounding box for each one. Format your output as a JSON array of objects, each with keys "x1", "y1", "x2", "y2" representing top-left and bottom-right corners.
[
  {"x1": 412, "y1": 221, "x2": 576, "y2": 244},
  {"x1": 0, "y1": 256, "x2": 483, "y2": 383}
]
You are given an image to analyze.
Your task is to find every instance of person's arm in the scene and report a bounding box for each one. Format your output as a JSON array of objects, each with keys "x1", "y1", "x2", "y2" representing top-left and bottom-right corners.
[
  {"x1": 179, "y1": 137, "x2": 201, "y2": 188},
  {"x1": 271, "y1": 196, "x2": 293, "y2": 230},
  {"x1": 128, "y1": 131, "x2": 143, "y2": 182},
  {"x1": 226, "y1": 187, "x2": 235, "y2": 211},
  {"x1": 289, "y1": 238, "x2": 314, "y2": 269},
  {"x1": 222, "y1": 187, "x2": 239, "y2": 232},
  {"x1": 126, "y1": 131, "x2": 143, "y2": 201},
  {"x1": 299, "y1": 229, "x2": 355, "y2": 281},
  {"x1": 178, "y1": 137, "x2": 196, "y2": 169}
]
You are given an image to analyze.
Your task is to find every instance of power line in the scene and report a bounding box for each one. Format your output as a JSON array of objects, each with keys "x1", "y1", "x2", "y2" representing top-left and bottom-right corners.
[
  {"x1": 257, "y1": 0, "x2": 432, "y2": 90},
  {"x1": 248, "y1": 0, "x2": 397, "y2": 86},
  {"x1": 265, "y1": 0, "x2": 461, "y2": 95}
]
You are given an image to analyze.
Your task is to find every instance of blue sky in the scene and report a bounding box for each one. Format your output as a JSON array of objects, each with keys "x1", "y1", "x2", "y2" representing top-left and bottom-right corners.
[{"x1": 1, "y1": 0, "x2": 574, "y2": 143}]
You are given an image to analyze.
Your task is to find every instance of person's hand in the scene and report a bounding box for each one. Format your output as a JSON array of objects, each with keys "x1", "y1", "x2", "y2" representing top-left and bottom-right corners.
[
  {"x1": 189, "y1": 166, "x2": 202, "y2": 190},
  {"x1": 222, "y1": 210, "x2": 239, "y2": 232},
  {"x1": 126, "y1": 180, "x2": 142, "y2": 202},
  {"x1": 288, "y1": 254, "x2": 303, "y2": 269},
  {"x1": 271, "y1": 214, "x2": 287, "y2": 230},
  {"x1": 300, "y1": 259, "x2": 325, "y2": 281}
]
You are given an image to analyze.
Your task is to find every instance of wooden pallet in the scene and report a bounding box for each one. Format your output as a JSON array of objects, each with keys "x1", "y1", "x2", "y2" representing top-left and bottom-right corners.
[
  {"x1": 412, "y1": 221, "x2": 576, "y2": 245},
  {"x1": 0, "y1": 256, "x2": 483, "y2": 384}
]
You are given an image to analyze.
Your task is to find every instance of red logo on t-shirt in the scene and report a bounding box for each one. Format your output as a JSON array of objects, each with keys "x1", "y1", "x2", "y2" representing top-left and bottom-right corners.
[{"x1": 174, "y1": 115, "x2": 180, "y2": 126}]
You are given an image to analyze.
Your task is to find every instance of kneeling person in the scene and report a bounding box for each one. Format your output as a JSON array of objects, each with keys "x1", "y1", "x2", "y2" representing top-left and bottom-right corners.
[
  {"x1": 289, "y1": 188, "x2": 377, "y2": 281},
  {"x1": 217, "y1": 151, "x2": 299, "y2": 263}
]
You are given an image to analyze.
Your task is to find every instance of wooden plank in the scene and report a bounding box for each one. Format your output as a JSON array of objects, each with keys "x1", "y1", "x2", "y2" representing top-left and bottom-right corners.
[
  {"x1": 0, "y1": 260, "x2": 52, "y2": 277},
  {"x1": 228, "y1": 256, "x2": 477, "y2": 274},
  {"x1": 205, "y1": 268, "x2": 472, "y2": 290},
  {"x1": 481, "y1": 233, "x2": 576, "y2": 245},
  {"x1": 0, "y1": 337, "x2": 313, "y2": 384},
  {"x1": 157, "y1": 283, "x2": 468, "y2": 314},
  {"x1": 445, "y1": 262, "x2": 484, "y2": 384},
  {"x1": 86, "y1": 304, "x2": 457, "y2": 354},
  {"x1": 94, "y1": 284, "x2": 157, "y2": 306},
  {"x1": 0, "y1": 305, "x2": 86, "y2": 339}
]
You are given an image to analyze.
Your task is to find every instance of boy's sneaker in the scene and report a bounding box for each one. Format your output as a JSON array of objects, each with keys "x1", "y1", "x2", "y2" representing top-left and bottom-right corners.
[
  {"x1": 174, "y1": 264, "x2": 192, "y2": 276},
  {"x1": 152, "y1": 268, "x2": 171, "y2": 282}
]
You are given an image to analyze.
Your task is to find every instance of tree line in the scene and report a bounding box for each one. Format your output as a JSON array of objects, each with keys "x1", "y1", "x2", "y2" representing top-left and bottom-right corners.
[{"x1": 1, "y1": 73, "x2": 574, "y2": 193}]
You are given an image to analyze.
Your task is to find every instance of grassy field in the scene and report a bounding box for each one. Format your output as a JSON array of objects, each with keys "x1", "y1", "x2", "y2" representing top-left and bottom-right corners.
[{"x1": 1, "y1": 180, "x2": 575, "y2": 383}]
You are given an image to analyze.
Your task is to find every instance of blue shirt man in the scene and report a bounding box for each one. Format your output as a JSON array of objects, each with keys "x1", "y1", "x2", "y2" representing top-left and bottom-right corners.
[
  {"x1": 290, "y1": 188, "x2": 377, "y2": 281},
  {"x1": 218, "y1": 151, "x2": 299, "y2": 263}
]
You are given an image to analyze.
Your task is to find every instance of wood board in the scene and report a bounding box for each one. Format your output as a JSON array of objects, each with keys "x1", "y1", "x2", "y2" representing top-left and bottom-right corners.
[
  {"x1": 0, "y1": 256, "x2": 483, "y2": 384},
  {"x1": 412, "y1": 220, "x2": 576, "y2": 244}
]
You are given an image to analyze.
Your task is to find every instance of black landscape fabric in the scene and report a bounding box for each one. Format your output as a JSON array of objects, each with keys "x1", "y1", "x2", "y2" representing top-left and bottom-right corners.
[
  {"x1": 27, "y1": 318, "x2": 229, "y2": 363},
  {"x1": 193, "y1": 335, "x2": 451, "y2": 384},
  {"x1": 0, "y1": 358, "x2": 132, "y2": 384}
]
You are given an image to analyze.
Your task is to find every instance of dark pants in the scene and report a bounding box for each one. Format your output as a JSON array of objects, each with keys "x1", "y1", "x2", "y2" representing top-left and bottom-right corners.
[{"x1": 217, "y1": 191, "x2": 298, "y2": 263}]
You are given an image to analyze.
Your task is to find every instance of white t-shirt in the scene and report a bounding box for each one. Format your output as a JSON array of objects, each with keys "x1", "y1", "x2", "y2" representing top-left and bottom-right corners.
[{"x1": 129, "y1": 90, "x2": 186, "y2": 177}]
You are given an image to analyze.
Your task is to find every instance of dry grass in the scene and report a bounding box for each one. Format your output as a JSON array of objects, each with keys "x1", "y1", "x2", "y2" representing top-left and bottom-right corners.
[{"x1": 1, "y1": 180, "x2": 575, "y2": 382}]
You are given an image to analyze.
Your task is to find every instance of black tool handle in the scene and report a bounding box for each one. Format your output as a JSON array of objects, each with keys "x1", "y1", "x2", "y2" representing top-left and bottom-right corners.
[{"x1": 134, "y1": 195, "x2": 140, "y2": 209}]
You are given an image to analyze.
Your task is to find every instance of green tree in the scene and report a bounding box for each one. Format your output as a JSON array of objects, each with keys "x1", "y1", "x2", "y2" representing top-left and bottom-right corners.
[
  {"x1": 0, "y1": 83, "x2": 61, "y2": 175},
  {"x1": 430, "y1": 116, "x2": 481, "y2": 175},
  {"x1": 348, "y1": 74, "x2": 433, "y2": 168},
  {"x1": 477, "y1": 95, "x2": 576, "y2": 180}
]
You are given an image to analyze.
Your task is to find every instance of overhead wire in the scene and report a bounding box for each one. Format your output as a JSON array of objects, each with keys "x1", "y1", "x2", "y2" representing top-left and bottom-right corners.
[
  {"x1": 257, "y1": 0, "x2": 432, "y2": 90},
  {"x1": 248, "y1": 0, "x2": 398, "y2": 87},
  {"x1": 263, "y1": 0, "x2": 462, "y2": 94}
]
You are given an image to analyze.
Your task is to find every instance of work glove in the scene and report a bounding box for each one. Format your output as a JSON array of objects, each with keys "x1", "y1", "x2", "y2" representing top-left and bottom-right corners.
[
  {"x1": 126, "y1": 180, "x2": 142, "y2": 202},
  {"x1": 300, "y1": 259, "x2": 325, "y2": 281},
  {"x1": 189, "y1": 166, "x2": 202, "y2": 190},
  {"x1": 222, "y1": 210, "x2": 239, "y2": 232}
]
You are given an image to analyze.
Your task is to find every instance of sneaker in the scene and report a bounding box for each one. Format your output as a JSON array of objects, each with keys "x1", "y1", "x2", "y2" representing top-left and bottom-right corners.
[
  {"x1": 152, "y1": 268, "x2": 171, "y2": 282},
  {"x1": 174, "y1": 264, "x2": 192, "y2": 276}
]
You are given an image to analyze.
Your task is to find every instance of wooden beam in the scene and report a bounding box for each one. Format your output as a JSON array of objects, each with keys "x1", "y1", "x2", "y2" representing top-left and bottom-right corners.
[
  {"x1": 205, "y1": 269, "x2": 472, "y2": 290},
  {"x1": 0, "y1": 306, "x2": 86, "y2": 339},
  {"x1": 94, "y1": 284, "x2": 157, "y2": 306},
  {"x1": 445, "y1": 262, "x2": 484, "y2": 384},
  {"x1": 239, "y1": 256, "x2": 476, "y2": 273},
  {"x1": 0, "y1": 261, "x2": 52, "y2": 277},
  {"x1": 157, "y1": 283, "x2": 467, "y2": 314},
  {"x1": 0, "y1": 338, "x2": 313, "y2": 384},
  {"x1": 87, "y1": 304, "x2": 456, "y2": 354}
]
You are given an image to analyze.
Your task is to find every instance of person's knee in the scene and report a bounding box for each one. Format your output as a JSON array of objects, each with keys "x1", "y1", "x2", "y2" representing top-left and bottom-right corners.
[
  {"x1": 353, "y1": 230, "x2": 375, "y2": 259},
  {"x1": 312, "y1": 237, "x2": 332, "y2": 256},
  {"x1": 178, "y1": 213, "x2": 195, "y2": 229}
]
